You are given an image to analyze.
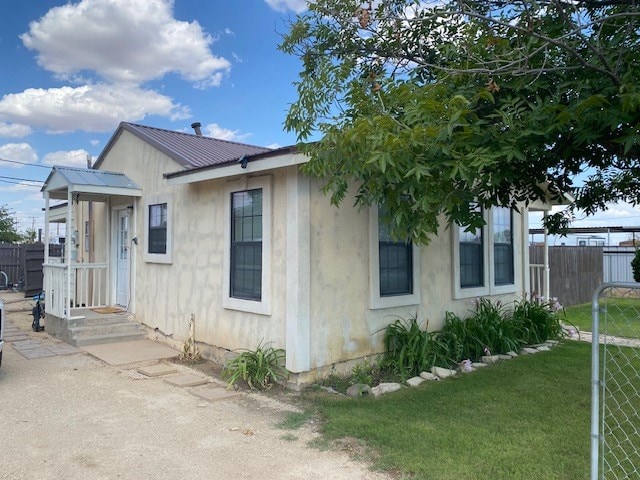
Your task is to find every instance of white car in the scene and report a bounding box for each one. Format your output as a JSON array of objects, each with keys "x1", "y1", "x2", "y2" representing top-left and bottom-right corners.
[{"x1": 0, "y1": 299, "x2": 4, "y2": 367}]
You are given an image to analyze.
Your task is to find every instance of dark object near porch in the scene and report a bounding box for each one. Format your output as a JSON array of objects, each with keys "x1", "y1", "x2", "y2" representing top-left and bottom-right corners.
[{"x1": 32, "y1": 293, "x2": 45, "y2": 332}]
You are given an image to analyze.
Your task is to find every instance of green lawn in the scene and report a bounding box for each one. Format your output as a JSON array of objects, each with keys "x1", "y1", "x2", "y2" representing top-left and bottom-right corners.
[
  {"x1": 564, "y1": 297, "x2": 640, "y2": 338},
  {"x1": 309, "y1": 342, "x2": 595, "y2": 480}
]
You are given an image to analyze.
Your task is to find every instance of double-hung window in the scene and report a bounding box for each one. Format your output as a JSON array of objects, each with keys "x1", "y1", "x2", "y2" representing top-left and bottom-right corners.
[
  {"x1": 144, "y1": 194, "x2": 173, "y2": 264},
  {"x1": 148, "y1": 203, "x2": 167, "y2": 254},
  {"x1": 369, "y1": 205, "x2": 420, "y2": 309},
  {"x1": 223, "y1": 176, "x2": 271, "y2": 315},
  {"x1": 454, "y1": 206, "x2": 517, "y2": 298},
  {"x1": 230, "y1": 189, "x2": 263, "y2": 301}
]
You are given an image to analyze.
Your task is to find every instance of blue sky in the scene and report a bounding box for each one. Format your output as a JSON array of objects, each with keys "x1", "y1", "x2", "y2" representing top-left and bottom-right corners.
[
  {"x1": 0, "y1": 0, "x2": 306, "y2": 233},
  {"x1": 0, "y1": 0, "x2": 638, "y2": 242}
]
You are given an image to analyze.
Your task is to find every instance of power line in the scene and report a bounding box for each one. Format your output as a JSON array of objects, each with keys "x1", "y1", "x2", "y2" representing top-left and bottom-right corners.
[
  {"x1": 0, "y1": 174, "x2": 44, "y2": 185},
  {"x1": 0, "y1": 156, "x2": 51, "y2": 168}
]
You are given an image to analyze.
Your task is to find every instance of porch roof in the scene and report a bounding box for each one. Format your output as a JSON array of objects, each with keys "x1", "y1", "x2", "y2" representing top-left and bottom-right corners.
[{"x1": 42, "y1": 166, "x2": 142, "y2": 201}]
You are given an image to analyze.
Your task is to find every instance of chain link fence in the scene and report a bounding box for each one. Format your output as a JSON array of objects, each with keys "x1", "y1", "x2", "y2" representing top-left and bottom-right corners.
[{"x1": 591, "y1": 282, "x2": 640, "y2": 480}]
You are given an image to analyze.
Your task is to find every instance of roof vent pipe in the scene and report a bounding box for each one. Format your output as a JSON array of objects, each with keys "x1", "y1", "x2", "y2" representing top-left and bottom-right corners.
[{"x1": 191, "y1": 122, "x2": 202, "y2": 136}]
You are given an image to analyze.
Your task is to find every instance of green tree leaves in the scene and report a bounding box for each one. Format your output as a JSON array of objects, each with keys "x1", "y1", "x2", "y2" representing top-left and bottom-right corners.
[{"x1": 281, "y1": 0, "x2": 640, "y2": 242}]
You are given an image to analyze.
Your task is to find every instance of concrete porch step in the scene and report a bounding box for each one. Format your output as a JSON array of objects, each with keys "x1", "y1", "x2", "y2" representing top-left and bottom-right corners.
[
  {"x1": 73, "y1": 331, "x2": 147, "y2": 347},
  {"x1": 67, "y1": 314, "x2": 130, "y2": 328},
  {"x1": 69, "y1": 321, "x2": 144, "y2": 338}
]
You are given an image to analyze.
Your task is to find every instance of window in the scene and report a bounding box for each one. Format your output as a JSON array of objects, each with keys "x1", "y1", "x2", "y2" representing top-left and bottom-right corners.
[
  {"x1": 230, "y1": 189, "x2": 263, "y2": 301},
  {"x1": 223, "y1": 176, "x2": 271, "y2": 315},
  {"x1": 84, "y1": 220, "x2": 91, "y2": 253},
  {"x1": 369, "y1": 206, "x2": 420, "y2": 309},
  {"x1": 493, "y1": 208, "x2": 513, "y2": 286},
  {"x1": 453, "y1": 207, "x2": 518, "y2": 299},
  {"x1": 148, "y1": 203, "x2": 167, "y2": 254},
  {"x1": 143, "y1": 194, "x2": 173, "y2": 264},
  {"x1": 378, "y1": 208, "x2": 413, "y2": 296}
]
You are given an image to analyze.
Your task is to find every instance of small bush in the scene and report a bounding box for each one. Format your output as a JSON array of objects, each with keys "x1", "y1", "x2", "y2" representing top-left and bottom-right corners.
[
  {"x1": 632, "y1": 249, "x2": 640, "y2": 282},
  {"x1": 223, "y1": 342, "x2": 287, "y2": 390},
  {"x1": 513, "y1": 295, "x2": 563, "y2": 345}
]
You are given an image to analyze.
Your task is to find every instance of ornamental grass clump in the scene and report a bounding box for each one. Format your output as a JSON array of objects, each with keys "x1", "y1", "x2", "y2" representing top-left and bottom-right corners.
[
  {"x1": 223, "y1": 342, "x2": 288, "y2": 390},
  {"x1": 512, "y1": 294, "x2": 564, "y2": 345}
]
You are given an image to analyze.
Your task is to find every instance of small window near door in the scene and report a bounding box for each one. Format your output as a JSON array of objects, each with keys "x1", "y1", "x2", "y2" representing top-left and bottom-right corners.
[{"x1": 148, "y1": 203, "x2": 167, "y2": 254}]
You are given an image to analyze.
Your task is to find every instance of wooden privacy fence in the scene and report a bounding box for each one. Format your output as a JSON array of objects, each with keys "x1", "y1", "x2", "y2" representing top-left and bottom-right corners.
[
  {"x1": 529, "y1": 246, "x2": 603, "y2": 307},
  {"x1": 0, "y1": 243, "x2": 52, "y2": 296}
]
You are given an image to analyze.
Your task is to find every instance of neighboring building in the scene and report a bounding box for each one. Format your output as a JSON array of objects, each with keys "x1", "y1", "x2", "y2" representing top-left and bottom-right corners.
[{"x1": 42, "y1": 122, "x2": 545, "y2": 386}]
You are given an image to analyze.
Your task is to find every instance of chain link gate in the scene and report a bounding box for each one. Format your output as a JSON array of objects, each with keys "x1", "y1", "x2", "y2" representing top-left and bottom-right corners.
[{"x1": 591, "y1": 282, "x2": 640, "y2": 480}]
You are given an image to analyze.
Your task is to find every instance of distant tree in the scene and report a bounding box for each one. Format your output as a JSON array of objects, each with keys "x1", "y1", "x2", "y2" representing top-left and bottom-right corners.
[
  {"x1": 23, "y1": 228, "x2": 37, "y2": 244},
  {"x1": 281, "y1": 0, "x2": 640, "y2": 243},
  {"x1": 0, "y1": 206, "x2": 23, "y2": 243}
]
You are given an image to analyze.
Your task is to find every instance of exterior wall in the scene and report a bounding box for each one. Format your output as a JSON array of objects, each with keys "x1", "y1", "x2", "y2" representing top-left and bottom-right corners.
[
  {"x1": 306, "y1": 177, "x2": 527, "y2": 374},
  {"x1": 95, "y1": 131, "x2": 288, "y2": 358},
  {"x1": 92, "y1": 130, "x2": 528, "y2": 382}
]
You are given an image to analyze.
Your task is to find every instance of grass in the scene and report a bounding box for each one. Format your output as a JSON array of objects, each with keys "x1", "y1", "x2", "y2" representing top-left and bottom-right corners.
[
  {"x1": 276, "y1": 411, "x2": 312, "y2": 430},
  {"x1": 309, "y1": 342, "x2": 600, "y2": 480},
  {"x1": 564, "y1": 297, "x2": 640, "y2": 338}
]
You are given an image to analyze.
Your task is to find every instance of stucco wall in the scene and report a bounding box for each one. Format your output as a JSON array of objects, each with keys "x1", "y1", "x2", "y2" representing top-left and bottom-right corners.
[
  {"x1": 95, "y1": 131, "x2": 288, "y2": 355},
  {"x1": 93, "y1": 130, "x2": 527, "y2": 376},
  {"x1": 307, "y1": 177, "x2": 526, "y2": 370}
]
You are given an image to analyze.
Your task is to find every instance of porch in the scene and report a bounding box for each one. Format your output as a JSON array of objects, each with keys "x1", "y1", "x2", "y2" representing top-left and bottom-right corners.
[{"x1": 42, "y1": 166, "x2": 142, "y2": 330}]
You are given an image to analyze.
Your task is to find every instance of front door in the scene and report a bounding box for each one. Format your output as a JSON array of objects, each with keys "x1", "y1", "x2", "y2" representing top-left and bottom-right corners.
[{"x1": 115, "y1": 209, "x2": 130, "y2": 307}]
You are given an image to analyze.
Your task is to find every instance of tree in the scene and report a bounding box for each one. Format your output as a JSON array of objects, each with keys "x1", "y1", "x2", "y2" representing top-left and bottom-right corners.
[
  {"x1": 0, "y1": 206, "x2": 22, "y2": 243},
  {"x1": 280, "y1": 0, "x2": 640, "y2": 242},
  {"x1": 23, "y1": 228, "x2": 37, "y2": 244}
]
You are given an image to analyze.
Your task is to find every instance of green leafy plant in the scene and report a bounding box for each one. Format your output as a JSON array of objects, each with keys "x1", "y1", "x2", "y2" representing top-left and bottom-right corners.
[
  {"x1": 512, "y1": 295, "x2": 563, "y2": 345},
  {"x1": 223, "y1": 342, "x2": 287, "y2": 390},
  {"x1": 379, "y1": 315, "x2": 456, "y2": 378},
  {"x1": 350, "y1": 359, "x2": 374, "y2": 385},
  {"x1": 632, "y1": 249, "x2": 640, "y2": 282}
]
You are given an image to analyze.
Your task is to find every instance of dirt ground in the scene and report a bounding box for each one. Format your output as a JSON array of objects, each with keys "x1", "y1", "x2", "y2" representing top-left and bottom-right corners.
[{"x1": 0, "y1": 294, "x2": 389, "y2": 480}]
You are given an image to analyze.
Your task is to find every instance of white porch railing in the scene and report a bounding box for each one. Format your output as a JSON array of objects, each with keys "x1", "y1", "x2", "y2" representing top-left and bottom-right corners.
[
  {"x1": 44, "y1": 263, "x2": 108, "y2": 319},
  {"x1": 529, "y1": 263, "x2": 545, "y2": 297}
]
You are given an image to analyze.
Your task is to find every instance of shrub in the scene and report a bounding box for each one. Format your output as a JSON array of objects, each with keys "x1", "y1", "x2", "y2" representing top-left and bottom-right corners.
[
  {"x1": 379, "y1": 315, "x2": 456, "y2": 378},
  {"x1": 223, "y1": 342, "x2": 287, "y2": 390},
  {"x1": 632, "y1": 249, "x2": 640, "y2": 282},
  {"x1": 512, "y1": 295, "x2": 563, "y2": 345}
]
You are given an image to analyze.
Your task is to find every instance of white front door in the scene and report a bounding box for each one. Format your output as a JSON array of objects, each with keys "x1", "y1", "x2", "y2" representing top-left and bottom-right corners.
[{"x1": 115, "y1": 209, "x2": 130, "y2": 307}]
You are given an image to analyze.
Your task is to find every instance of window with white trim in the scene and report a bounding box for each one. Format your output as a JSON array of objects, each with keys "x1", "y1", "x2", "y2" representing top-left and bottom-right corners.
[
  {"x1": 453, "y1": 207, "x2": 517, "y2": 299},
  {"x1": 143, "y1": 194, "x2": 173, "y2": 264},
  {"x1": 223, "y1": 176, "x2": 271, "y2": 315},
  {"x1": 369, "y1": 206, "x2": 420, "y2": 309}
]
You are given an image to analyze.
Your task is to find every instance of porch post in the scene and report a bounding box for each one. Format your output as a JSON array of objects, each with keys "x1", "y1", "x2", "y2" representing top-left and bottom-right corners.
[
  {"x1": 543, "y1": 211, "x2": 550, "y2": 300},
  {"x1": 65, "y1": 189, "x2": 73, "y2": 319},
  {"x1": 44, "y1": 192, "x2": 50, "y2": 265}
]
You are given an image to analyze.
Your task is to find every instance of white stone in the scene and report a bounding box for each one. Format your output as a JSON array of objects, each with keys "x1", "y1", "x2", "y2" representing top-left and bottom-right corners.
[
  {"x1": 471, "y1": 362, "x2": 488, "y2": 368},
  {"x1": 431, "y1": 366, "x2": 457, "y2": 379},
  {"x1": 371, "y1": 383, "x2": 402, "y2": 397},
  {"x1": 547, "y1": 340, "x2": 559, "y2": 345},
  {"x1": 498, "y1": 354, "x2": 513, "y2": 360},
  {"x1": 480, "y1": 355, "x2": 501, "y2": 364},
  {"x1": 419, "y1": 372, "x2": 440, "y2": 381},
  {"x1": 406, "y1": 376, "x2": 425, "y2": 387},
  {"x1": 506, "y1": 351, "x2": 518, "y2": 357},
  {"x1": 521, "y1": 347, "x2": 538, "y2": 354},
  {"x1": 537, "y1": 345, "x2": 551, "y2": 352},
  {"x1": 459, "y1": 367, "x2": 475, "y2": 373}
]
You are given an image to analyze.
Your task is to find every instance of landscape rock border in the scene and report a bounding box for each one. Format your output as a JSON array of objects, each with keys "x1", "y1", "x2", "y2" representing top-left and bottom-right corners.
[{"x1": 345, "y1": 340, "x2": 561, "y2": 398}]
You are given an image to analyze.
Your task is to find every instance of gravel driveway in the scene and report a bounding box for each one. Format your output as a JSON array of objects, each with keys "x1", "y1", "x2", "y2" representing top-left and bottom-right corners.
[{"x1": 0, "y1": 296, "x2": 388, "y2": 480}]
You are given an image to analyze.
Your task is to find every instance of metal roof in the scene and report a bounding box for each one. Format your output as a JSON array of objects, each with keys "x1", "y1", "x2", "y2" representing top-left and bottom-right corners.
[
  {"x1": 43, "y1": 166, "x2": 141, "y2": 191},
  {"x1": 94, "y1": 122, "x2": 272, "y2": 170}
]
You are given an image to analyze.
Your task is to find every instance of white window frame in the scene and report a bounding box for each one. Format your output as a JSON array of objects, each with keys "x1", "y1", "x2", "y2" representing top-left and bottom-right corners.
[
  {"x1": 453, "y1": 207, "x2": 519, "y2": 299},
  {"x1": 223, "y1": 176, "x2": 272, "y2": 315},
  {"x1": 143, "y1": 193, "x2": 173, "y2": 264},
  {"x1": 369, "y1": 206, "x2": 421, "y2": 310}
]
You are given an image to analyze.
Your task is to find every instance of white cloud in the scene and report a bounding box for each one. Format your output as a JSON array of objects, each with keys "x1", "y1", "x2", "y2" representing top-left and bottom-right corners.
[
  {"x1": 224, "y1": 28, "x2": 235, "y2": 36},
  {"x1": 21, "y1": 0, "x2": 231, "y2": 87},
  {"x1": 264, "y1": 0, "x2": 308, "y2": 13},
  {"x1": 0, "y1": 84, "x2": 190, "y2": 133},
  {"x1": 90, "y1": 139, "x2": 100, "y2": 146},
  {"x1": 42, "y1": 149, "x2": 92, "y2": 168},
  {"x1": 265, "y1": 143, "x2": 281, "y2": 149},
  {"x1": 0, "y1": 181, "x2": 41, "y2": 193},
  {"x1": 0, "y1": 143, "x2": 38, "y2": 167},
  {"x1": 0, "y1": 122, "x2": 32, "y2": 138},
  {"x1": 203, "y1": 123, "x2": 251, "y2": 142}
]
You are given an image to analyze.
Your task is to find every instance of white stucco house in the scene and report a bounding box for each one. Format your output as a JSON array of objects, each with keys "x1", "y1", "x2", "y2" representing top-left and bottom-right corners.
[{"x1": 41, "y1": 121, "x2": 555, "y2": 385}]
